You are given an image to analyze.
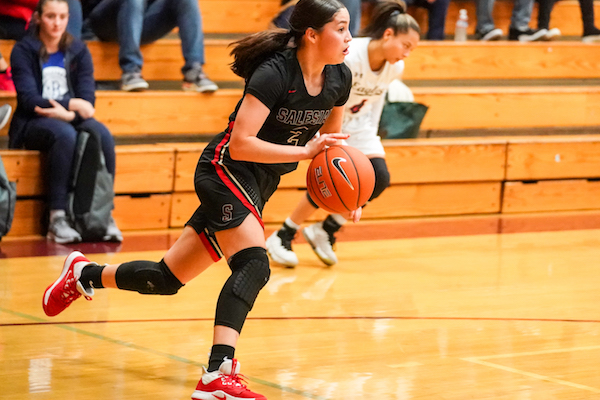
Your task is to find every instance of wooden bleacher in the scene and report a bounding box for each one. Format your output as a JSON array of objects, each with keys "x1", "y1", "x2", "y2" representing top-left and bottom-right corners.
[{"x1": 1, "y1": 0, "x2": 600, "y2": 238}]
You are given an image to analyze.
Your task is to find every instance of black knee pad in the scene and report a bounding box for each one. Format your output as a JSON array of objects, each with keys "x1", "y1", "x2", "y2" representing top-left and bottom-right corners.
[
  {"x1": 369, "y1": 157, "x2": 391, "y2": 201},
  {"x1": 115, "y1": 259, "x2": 184, "y2": 295},
  {"x1": 228, "y1": 247, "x2": 270, "y2": 309}
]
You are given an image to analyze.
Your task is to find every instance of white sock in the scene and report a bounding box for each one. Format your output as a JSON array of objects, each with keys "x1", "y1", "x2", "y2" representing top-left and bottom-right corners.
[
  {"x1": 330, "y1": 214, "x2": 347, "y2": 226},
  {"x1": 284, "y1": 217, "x2": 301, "y2": 231}
]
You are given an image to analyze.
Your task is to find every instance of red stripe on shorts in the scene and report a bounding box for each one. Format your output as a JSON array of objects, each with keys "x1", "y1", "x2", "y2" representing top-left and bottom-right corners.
[
  {"x1": 199, "y1": 231, "x2": 222, "y2": 262},
  {"x1": 211, "y1": 132, "x2": 264, "y2": 229}
]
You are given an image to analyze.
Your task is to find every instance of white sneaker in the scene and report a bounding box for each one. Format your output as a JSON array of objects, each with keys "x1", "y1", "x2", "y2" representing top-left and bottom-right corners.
[
  {"x1": 544, "y1": 28, "x2": 561, "y2": 40},
  {"x1": 266, "y1": 230, "x2": 298, "y2": 268},
  {"x1": 302, "y1": 222, "x2": 338, "y2": 266},
  {"x1": 47, "y1": 215, "x2": 82, "y2": 244},
  {"x1": 103, "y1": 216, "x2": 123, "y2": 242}
]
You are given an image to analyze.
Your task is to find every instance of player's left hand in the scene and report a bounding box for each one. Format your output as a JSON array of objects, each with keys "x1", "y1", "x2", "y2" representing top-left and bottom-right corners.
[{"x1": 350, "y1": 207, "x2": 362, "y2": 223}]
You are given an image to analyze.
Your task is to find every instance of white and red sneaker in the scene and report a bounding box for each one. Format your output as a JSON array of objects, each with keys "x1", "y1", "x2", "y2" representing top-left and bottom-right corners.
[
  {"x1": 191, "y1": 358, "x2": 266, "y2": 400},
  {"x1": 42, "y1": 251, "x2": 95, "y2": 316}
]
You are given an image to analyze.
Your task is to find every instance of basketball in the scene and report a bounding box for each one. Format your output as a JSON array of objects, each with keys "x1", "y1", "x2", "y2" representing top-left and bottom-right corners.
[{"x1": 306, "y1": 145, "x2": 376, "y2": 214}]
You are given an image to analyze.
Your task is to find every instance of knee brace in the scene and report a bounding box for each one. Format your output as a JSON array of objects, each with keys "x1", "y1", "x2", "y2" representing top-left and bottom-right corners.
[
  {"x1": 215, "y1": 247, "x2": 270, "y2": 332},
  {"x1": 228, "y1": 247, "x2": 270, "y2": 309},
  {"x1": 115, "y1": 259, "x2": 184, "y2": 295},
  {"x1": 369, "y1": 157, "x2": 391, "y2": 201}
]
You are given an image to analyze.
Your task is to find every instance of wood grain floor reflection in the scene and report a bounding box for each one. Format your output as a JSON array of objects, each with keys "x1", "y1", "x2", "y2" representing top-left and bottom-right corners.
[{"x1": 1, "y1": 229, "x2": 600, "y2": 399}]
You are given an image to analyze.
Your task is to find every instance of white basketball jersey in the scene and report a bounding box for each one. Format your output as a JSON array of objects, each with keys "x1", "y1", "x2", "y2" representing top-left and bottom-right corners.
[{"x1": 343, "y1": 37, "x2": 405, "y2": 136}]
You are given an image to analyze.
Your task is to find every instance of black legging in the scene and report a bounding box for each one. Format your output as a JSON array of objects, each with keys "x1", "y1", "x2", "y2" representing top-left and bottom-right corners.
[{"x1": 537, "y1": 0, "x2": 596, "y2": 35}]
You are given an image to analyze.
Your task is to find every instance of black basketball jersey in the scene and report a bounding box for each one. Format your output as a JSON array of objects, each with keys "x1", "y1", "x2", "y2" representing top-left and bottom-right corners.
[{"x1": 200, "y1": 48, "x2": 352, "y2": 177}]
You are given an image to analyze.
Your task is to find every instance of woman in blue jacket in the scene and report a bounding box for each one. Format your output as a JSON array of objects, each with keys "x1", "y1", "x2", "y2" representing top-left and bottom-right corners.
[{"x1": 9, "y1": 0, "x2": 121, "y2": 243}]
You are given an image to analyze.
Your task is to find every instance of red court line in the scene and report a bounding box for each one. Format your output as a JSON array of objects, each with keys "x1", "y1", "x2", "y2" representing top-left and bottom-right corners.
[{"x1": 3, "y1": 315, "x2": 600, "y2": 327}]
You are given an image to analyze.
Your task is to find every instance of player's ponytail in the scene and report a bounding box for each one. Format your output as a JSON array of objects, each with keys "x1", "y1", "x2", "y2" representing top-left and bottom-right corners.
[
  {"x1": 361, "y1": 0, "x2": 420, "y2": 39},
  {"x1": 230, "y1": 0, "x2": 345, "y2": 79}
]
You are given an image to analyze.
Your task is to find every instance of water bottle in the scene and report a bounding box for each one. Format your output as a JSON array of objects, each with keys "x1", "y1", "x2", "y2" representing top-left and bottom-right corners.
[{"x1": 454, "y1": 9, "x2": 468, "y2": 42}]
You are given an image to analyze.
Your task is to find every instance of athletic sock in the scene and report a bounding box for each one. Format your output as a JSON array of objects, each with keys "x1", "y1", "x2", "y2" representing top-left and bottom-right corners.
[
  {"x1": 323, "y1": 214, "x2": 343, "y2": 234},
  {"x1": 208, "y1": 344, "x2": 236, "y2": 372},
  {"x1": 79, "y1": 263, "x2": 105, "y2": 290}
]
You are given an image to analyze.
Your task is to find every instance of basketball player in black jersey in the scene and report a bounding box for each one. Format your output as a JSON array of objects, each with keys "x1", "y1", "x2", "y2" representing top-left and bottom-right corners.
[{"x1": 42, "y1": 0, "x2": 354, "y2": 399}]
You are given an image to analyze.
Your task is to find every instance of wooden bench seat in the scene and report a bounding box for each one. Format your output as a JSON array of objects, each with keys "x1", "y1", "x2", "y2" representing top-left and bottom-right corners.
[
  {"x1": 3, "y1": 40, "x2": 600, "y2": 83},
  {"x1": 4, "y1": 136, "x2": 600, "y2": 237},
  {"x1": 3, "y1": 86, "x2": 600, "y2": 137}
]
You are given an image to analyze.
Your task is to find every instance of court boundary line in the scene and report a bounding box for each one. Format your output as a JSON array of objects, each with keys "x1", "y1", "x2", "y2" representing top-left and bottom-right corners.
[{"x1": 461, "y1": 346, "x2": 600, "y2": 394}]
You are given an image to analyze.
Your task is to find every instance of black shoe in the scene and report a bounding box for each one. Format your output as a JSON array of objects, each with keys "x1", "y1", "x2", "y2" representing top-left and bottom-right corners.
[
  {"x1": 509, "y1": 27, "x2": 548, "y2": 42},
  {"x1": 583, "y1": 27, "x2": 600, "y2": 43},
  {"x1": 475, "y1": 28, "x2": 503, "y2": 41}
]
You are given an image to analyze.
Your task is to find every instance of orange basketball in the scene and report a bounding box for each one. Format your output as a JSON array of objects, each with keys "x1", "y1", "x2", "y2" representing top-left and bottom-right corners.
[{"x1": 306, "y1": 145, "x2": 376, "y2": 214}]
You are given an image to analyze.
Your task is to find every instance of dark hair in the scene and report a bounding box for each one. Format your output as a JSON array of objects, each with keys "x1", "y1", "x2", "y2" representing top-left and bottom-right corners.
[
  {"x1": 361, "y1": 0, "x2": 420, "y2": 39},
  {"x1": 35, "y1": 0, "x2": 73, "y2": 61},
  {"x1": 230, "y1": 0, "x2": 345, "y2": 79}
]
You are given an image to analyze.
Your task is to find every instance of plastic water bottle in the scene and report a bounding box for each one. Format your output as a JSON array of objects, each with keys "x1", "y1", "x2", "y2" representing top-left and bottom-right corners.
[{"x1": 454, "y1": 9, "x2": 468, "y2": 42}]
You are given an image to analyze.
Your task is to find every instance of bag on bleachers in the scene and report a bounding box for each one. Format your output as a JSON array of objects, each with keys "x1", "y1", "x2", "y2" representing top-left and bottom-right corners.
[
  {"x1": 378, "y1": 80, "x2": 428, "y2": 139},
  {"x1": 0, "y1": 155, "x2": 16, "y2": 239},
  {"x1": 68, "y1": 130, "x2": 113, "y2": 241}
]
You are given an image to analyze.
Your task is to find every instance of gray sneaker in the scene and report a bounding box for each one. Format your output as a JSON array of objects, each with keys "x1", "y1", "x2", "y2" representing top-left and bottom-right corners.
[
  {"x1": 121, "y1": 72, "x2": 149, "y2": 92},
  {"x1": 103, "y1": 216, "x2": 123, "y2": 242},
  {"x1": 183, "y1": 66, "x2": 218, "y2": 93},
  {"x1": 302, "y1": 222, "x2": 338, "y2": 266},
  {"x1": 0, "y1": 104, "x2": 12, "y2": 130},
  {"x1": 47, "y1": 216, "x2": 82, "y2": 244}
]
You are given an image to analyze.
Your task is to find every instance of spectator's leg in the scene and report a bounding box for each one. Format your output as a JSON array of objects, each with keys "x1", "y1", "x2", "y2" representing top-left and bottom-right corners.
[
  {"x1": 476, "y1": 0, "x2": 496, "y2": 34},
  {"x1": 536, "y1": 0, "x2": 554, "y2": 29},
  {"x1": 77, "y1": 118, "x2": 116, "y2": 178},
  {"x1": 88, "y1": 0, "x2": 145, "y2": 73},
  {"x1": 423, "y1": 0, "x2": 450, "y2": 40},
  {"x1": 340, "y1": 0, "x2": 361, "y2": 36},
  {"x1": 579, "y1": 0, "x2": 597, "y2": 35},
  {"x1": 0, "y1": 15, "x2": 28, "y2": 40},
  {"x1": 21, "y1": 118, "x2": 77, "y2": 211},
  {"x1": 510, "y1": 0, "x2": 535, "y2": 31},
  {"x1": 140, "y1": 0, "x2": 204, "y2": 73},
  {"x1": 66, "y1": 0, "x2": 82, "y2": 39}
]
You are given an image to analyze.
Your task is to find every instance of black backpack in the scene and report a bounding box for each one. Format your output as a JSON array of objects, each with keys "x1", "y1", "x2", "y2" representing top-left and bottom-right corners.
[
  {"x1": 68, "y1": 130, "x2": 114, "y2": 241},
  {"x1": 0, "y1": 155, "x2": 16, "y2": 239}
]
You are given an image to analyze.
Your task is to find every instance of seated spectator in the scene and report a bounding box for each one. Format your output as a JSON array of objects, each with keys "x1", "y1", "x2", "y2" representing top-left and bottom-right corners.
[
  {"x1": 475, "y1": 0, "x2": 547, "y2": 41},
  {"x1": 0, "y1": 51, "x2": 16, "y2": 92},
  {"x1": 537, "y1": 0, "x2": 600, "y2": 42},
  {"x1": 9, "y1": 0, "x2": 122, "y2": 243},
  {"x1": 272, "y1": 0, "x2": 363, "y2": 36},
  {"x1": 80, "y1": 0, "x2": 218, "y2": 92},
  {"x1": 404, "y1": 0, "x2": 450, "y2": 40},
  {"x1": 0, "y1": 0, "x2": 82, "y2": 39}
]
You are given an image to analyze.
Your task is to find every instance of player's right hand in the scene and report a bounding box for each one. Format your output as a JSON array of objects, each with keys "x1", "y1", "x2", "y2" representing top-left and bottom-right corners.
[{"x1": 305, "y1": 132, "x2": 349, "y2": 159}]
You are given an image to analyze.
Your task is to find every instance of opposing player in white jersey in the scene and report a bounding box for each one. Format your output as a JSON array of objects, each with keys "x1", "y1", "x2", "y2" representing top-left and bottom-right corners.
[{"x1": 267, "y1": 0, "x2": 420, "y2": 267}]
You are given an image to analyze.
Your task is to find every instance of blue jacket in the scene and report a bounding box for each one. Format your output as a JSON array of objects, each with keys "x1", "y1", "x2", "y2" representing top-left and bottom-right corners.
[{"x1": 8, "y1": 35, "x2": 96, "y2": 148}]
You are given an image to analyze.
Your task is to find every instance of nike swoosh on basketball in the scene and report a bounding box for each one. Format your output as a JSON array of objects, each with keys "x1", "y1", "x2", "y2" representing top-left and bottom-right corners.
[{"x1": 331, "y1": 157, "x2": 354, "y2": 190}]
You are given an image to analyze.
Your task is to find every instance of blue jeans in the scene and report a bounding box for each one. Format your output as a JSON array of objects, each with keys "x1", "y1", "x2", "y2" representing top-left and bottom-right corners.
[
  {"x1": 476, "y1": 0, "x2": 534, "y2": 33},
  {"x1": 405, "y1": 0, "x2": 450, "y2": 40},
  {"x1": 87, "y1": 0, "x2": 205, "y2": 75},
  {"x1": 22, "y1": 117, "x2": 116, "y2": 211}
]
